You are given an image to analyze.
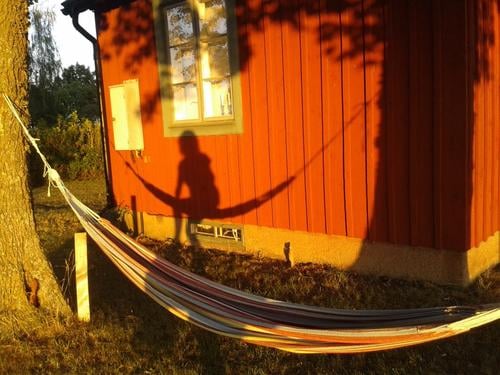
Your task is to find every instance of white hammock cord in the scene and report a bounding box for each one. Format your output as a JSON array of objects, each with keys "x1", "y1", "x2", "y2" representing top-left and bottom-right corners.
[
  {"x1": 3, "y1": 94, "x2": 499, "y2": 354},
  {"x1": 3, "y1": 93, "x2": 62, "y2": 197}
]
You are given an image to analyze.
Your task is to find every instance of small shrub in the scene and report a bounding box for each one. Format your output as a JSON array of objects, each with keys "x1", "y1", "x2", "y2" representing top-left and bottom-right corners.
[{"x1": 29, "y1": 112, "x2": 104, "y2": 183}]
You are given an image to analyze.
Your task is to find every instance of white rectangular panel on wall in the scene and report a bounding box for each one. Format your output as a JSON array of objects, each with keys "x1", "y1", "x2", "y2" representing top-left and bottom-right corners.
[{"x1": 109, "y1": 79, "x2": 144, "y2": 150}]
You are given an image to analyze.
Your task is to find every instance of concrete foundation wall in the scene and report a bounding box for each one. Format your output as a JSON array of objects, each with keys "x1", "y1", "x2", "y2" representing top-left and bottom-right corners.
[{"x1": 124, "y1": 211, "x2": 499, "y2": 286}]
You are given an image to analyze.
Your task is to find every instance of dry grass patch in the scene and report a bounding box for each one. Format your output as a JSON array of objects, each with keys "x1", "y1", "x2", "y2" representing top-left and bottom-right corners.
[{"x1": 0, "y1": 178, "x2": 497, "y2": 374}]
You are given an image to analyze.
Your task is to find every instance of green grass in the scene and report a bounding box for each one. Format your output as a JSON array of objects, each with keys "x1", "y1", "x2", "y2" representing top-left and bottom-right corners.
[{"x1": 0, "y1": 178, "x2": 498, "y2": 374}]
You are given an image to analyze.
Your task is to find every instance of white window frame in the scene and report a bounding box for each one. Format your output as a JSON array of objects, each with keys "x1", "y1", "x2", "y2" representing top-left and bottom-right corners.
[{"x1": 153, "y1": 0, "x2": 244, "y2": 137}]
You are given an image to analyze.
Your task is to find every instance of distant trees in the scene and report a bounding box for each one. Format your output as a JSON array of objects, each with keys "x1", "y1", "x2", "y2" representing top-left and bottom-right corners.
[
  {"x1": 28, "y1": 5, "x2": 61, "y2": 125},
  {"x1": 29, "y1": 6, "x2": 98, "y2": 125},
  {"x1": 28, "y1": 6, "x2": 102, "y2": 183},
  {"x1": 54, "y1": 64, "x2": 100, "y2": 121},
  {"x1": 30, "y1": 62, "x2": 99, "y2": 125}
]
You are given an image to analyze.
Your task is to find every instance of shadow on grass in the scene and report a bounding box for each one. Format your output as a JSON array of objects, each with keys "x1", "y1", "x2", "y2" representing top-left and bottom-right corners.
[
  {"x1": 38, "y1": 188, "x2": 499, "y2": 373},
  {"x1": 78, "y1": 235, "x2": 500, "y2": 373}
]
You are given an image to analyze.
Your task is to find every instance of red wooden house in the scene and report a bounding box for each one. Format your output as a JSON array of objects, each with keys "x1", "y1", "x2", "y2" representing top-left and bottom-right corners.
[{"x1": 62, "y1": 0, "x2": 499, "y2": 284}]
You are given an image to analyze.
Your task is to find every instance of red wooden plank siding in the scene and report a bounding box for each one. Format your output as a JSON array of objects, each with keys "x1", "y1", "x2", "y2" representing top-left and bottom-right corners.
[
  {"x1": 432, "y1": 1, "x2": 444, "y2": 249},
  {"x1": 486, "y1": 0, "x2": 499, "y2": 242},
  {"x1": 385, "y1": 0, "x2": 410, "y2": 245},
  {"x1": 211, "y1": 137, "x2": 230, "y2": 219},
  {"x1": 472, "y1": 0, "x2": 500, "y2": 247},
  {"x1": 481, "y1": 0, "x2": 493, "y2": 242},
  {"x1": 225, "y1": 135, "x2": 243, "y2": 223},
  {"x1": 493, "y1": 0, "x2": 500, "y2": 240},
  {"x1": 213, "y1": 137, "x2": 227, "y2": 219},
  {"x1": 464, "y1": 0, "x2": 474, "y2": 249},
  {"x1": 320, "y1": 0, "x2": 346, "y2": 236},
  {"x1": 433, "y1": 0, "x2": 468, "y2": 251},
  {"x1": 97, "y1": 9, "x2": 143, "y2": 215},
  {"x1": 470, "y1": 0, "x2": 481, "y2": 248},
  {"x1": 97, "y1": 0, "x2": 500, "y2": 254},
  {"x1": 364, "y1": 0, "x2": 388, "y2": 242},
  {"x1": 282, "y1": 0, "x2": 308, "y2": 231},
  {"x1": 341, "y1": 2, "x2": 368, "y2": 239},
  {"x1": 263, "y1": 0, "x2": 290, "y2": 230},
  {"x1": 236, "y1": 2, "x2": 258, "y2": 225},
  {"x1": 246, "y1": 0, "x2": 273, "y2": 227},
  {"x1": 129, "y1": 0, "x2": 166, "y2": 217},
  {"x1": 408, "y1": 0, "x2": 434, "y2": 248},
  {"x1": 300, "y1": 0, "x2": 326, "y2": 233}
]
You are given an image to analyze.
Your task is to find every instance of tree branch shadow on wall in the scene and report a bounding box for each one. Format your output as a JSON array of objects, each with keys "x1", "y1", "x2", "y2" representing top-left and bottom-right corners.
[
  {"x1": 98, "y1": 0, "x2": 499, "y2": 296},
  {"x1": 122, "y1": 129, "x2": 295, "y2": 245},
  {"x1": 90, "y1": 0, "x2": 497, "y2": 364}
]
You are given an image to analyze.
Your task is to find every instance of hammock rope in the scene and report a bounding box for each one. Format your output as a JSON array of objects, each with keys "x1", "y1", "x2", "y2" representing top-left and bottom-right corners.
[{"x1": 4, "y1": 94, "x2": 499, "y2": 354}]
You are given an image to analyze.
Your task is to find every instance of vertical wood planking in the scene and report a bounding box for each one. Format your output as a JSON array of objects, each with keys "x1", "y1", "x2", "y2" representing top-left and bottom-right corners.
[
  {"x1": 470, "y1": 0, "x2": 481, "y2": 248},
  {"x1": 98, "y1": 6, "x2": 160, "y2": 216},
  {"x1": 320, "y1": 1, "x2": 346, "y2": 236},
  {"x1": 493, "y1": 1, "x2": 500, "y2": 238},
  {"x1": 282, "y1": 0, "x2": 308, "y2": 231},
  {"x1": 136, "y1": 1, "x2": 179, "y2": 218},
  {"x1": 433, "y1": 0, "x2": 468, "y2": 251},
  {"x1": 408, "y1": 0, "x2": 434, "y2": 247},
  {"x1": 197, "y1": 136, "x2": 214, "y2": 217},
  {"x1": 246, "y1": 0, "x2": 273, "y2": 227},
  {"x1": 212, "y1": 136, "x2": 232, "y2": 219},
  {"x1": 484, "y1": 0, "x2": 500, "y2": 241},
  {"x1": 470, "y1": 0, "x2": 500, "y2": 247},
  {"x1": 300, "y1": 0, "x2": 326, "y2": 233},
  {"x1": 433, "y1": 0, "x2": 447, "y2": 249},
  {"x1": 142, "y1": 135, "x2": 179, "y2": 218},
  {"x1": 97, "y1": 13, "x2": 126, "y2": 209},
  {"x1": 465, "y1": 0, "x2": 475, "y2": 249},
  {"x1": 99, "y1": 0, "x2": 498, "y2": 251},
  {"x1": 385, "y1": 0, "x2": 410, "y2": 245},
  {"x1": 263, "y1": 0, "x2": 290, "y2": 229},
  {"x1": 236, "y1": 3, "x2": 257, "y2": 224},
  {"x1": 226, "y1": 134, "x2": 243, "y2": 223},
  {"x1": 364, "y1": 0, "x2": 388, "y2": 242},
  {"x1": 341, "y1": 2, "x2": 368, "y2": 239},
  {"x1": 481, "y1": 0, "x2": 493, "y2": 241}
]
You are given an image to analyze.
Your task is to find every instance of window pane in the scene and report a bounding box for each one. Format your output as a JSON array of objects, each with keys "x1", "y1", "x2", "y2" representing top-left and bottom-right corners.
[
  {"x1": 202, "y1": 40, "x2": 230, "y2": 79},
  {"x1": 203, "y1": 78, "x2": 232, "y2": 118},
  {"x1": 165, "y1": 5, "x2": 194, "y2": 45},
  {"x1": 173, "y1": 83, "x2": 199, "y2": 120},
  {"x1": 198, "y1": 0, "x2": 227, "y2": 37},
  {"x1": 170, "y1": 47, "x2": 196, "y2": 83}
]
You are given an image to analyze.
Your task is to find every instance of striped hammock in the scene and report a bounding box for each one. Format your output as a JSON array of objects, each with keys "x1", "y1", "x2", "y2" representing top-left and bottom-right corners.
[{"x1": 5, "y1": 95, "x2": 499, "y2": 354}]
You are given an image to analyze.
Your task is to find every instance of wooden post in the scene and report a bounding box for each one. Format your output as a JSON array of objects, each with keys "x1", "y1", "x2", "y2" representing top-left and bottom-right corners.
[{"x1": 75, "y1": 232, "x2": 90, "y2": 322}]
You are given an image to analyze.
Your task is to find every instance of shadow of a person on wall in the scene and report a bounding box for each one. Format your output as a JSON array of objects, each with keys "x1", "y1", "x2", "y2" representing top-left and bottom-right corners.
[
  {"x1": 173, "y1": 130, "x2": 219, "y2": 245},
  {"x1": 126, "y1": 130, "x2": 295, "y2": 245}
]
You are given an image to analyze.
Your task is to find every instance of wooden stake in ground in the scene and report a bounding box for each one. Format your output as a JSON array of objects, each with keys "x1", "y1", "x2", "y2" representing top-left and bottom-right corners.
[{"x1": 75, "y1": 233, "x2": 90, "y2": 322}]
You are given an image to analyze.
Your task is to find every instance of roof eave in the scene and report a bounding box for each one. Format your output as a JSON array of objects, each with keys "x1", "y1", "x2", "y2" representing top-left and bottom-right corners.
[{"x1": 61, "y1": 0, "x2": 134, "y2": 16}]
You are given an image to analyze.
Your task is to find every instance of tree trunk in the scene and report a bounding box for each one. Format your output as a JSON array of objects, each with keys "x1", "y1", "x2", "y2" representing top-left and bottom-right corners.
[{"x1": 0, "y1": 1, "x2": 70, "y2": 328}]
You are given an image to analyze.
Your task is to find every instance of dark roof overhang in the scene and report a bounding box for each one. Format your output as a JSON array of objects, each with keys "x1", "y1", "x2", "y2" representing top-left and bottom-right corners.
[{"x1": 61, "y1": 0, "x2": 134, "y2": 16}]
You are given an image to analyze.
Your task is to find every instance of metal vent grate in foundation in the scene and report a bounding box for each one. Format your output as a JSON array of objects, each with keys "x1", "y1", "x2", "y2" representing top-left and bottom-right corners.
[{"x1": 190, "y1": 223, "x2": 243, "y2": 242}]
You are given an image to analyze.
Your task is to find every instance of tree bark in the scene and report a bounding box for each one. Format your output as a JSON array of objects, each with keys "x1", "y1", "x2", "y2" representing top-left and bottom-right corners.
[{"x1": 0, "y1": 1, "x2": 70, "y2": 327}]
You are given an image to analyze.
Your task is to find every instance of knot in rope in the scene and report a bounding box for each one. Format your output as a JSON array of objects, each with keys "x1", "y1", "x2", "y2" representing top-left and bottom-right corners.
[
  {"x1": 2, "y1": 94, "x2": 65, "y2": 197},
  {"x1": 47, "y1": 168, "x2": 61, "y2": 183},
  {"x1": 43, "y1": 168, "x2": 61, "y2": 197}
]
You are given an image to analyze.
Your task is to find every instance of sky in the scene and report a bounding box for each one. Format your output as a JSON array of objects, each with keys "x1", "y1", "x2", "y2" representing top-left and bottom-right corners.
[{"x1": 33, "y1": 0, "x2": 96, "y2": 69}]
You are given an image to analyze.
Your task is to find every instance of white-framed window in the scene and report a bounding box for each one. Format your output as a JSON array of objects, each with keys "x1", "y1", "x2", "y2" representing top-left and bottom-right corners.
[{"x1": 154, "y1": 0, "x2": 243, "y2": 137}]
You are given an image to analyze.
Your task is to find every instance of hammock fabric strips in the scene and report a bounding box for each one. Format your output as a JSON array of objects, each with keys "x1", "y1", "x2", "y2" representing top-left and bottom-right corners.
[{"x1": 5, "y1": 94, "x2": 499, "y2": 354}]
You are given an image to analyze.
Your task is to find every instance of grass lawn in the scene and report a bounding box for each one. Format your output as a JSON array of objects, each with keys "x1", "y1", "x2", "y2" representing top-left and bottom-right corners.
[{"x1": 1, "y1": 178, "x2": 498, "y2": 374}]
